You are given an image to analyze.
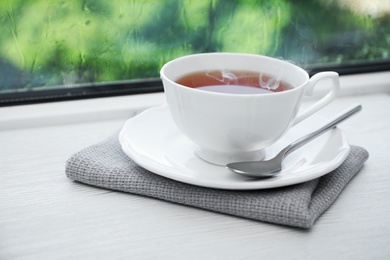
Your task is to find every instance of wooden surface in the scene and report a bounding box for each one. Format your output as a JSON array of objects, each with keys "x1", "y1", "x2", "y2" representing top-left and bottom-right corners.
[{"x1": 1, "y1": 93, "x2": 390, "y2": 259}]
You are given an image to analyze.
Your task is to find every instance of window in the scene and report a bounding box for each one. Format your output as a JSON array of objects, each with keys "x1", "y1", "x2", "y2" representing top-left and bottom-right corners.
[{"x1": 1, "y1": 0, "x2": 389, "y2": 106}]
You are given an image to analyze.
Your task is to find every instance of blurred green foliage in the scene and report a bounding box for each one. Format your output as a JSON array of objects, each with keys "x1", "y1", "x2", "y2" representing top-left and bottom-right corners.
[{"x1": 0, "y1": 0, "x2": 389, "y2": 90}]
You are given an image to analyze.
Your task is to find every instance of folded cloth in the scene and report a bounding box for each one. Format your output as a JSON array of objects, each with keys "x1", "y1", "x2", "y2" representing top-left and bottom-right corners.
[{"x1": 66, "y1": 133, "x2": 369, "y2": 228}]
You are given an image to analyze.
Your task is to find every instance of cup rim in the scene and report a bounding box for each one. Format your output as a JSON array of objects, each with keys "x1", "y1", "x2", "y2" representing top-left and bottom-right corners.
[{"x1": 160, "y1": 52, "x2": 309, "y2": 96}]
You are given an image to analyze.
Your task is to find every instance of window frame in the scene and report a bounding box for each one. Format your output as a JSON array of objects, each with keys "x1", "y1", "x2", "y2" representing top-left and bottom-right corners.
[{"x1": 1, "y1": 61, "x2": 389, "y2": 107}]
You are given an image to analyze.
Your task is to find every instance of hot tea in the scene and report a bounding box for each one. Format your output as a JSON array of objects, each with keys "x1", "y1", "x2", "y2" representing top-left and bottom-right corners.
[
  {"x1": 175, "y1": 70, "x2": 293, "y2": 94},
  {"x1": 161, "y1": 53, "x2": 340, "y2": 165}
]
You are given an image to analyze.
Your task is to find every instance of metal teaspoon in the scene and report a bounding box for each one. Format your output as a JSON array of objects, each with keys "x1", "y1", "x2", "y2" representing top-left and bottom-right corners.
[{"x1": 226, "y1": 104, "x2": 362, "y2": 178}]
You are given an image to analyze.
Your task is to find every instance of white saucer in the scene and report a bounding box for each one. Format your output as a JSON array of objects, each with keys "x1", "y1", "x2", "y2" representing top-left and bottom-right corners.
[{"x1": 119, "y1": 105, "x2": 350, "y2": 190}]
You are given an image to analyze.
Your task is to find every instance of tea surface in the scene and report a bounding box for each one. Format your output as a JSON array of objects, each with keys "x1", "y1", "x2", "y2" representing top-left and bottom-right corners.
[{"x1": 176, "y1": 70, "x2": 293, "y2": 94}]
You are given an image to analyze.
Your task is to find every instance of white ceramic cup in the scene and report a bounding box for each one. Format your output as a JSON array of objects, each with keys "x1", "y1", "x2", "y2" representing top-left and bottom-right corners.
[{"x1": 160, "y1": 53, "x2": 340, "y2": 165}]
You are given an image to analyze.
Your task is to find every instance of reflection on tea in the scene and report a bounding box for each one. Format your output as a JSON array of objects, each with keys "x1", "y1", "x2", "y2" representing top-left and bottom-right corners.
[{"x1": 175, "y1": 70, "x2": 293, "y2": 94}]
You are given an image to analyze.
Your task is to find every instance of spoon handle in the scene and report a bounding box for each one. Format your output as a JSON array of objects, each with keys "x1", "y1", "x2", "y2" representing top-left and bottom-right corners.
[{"x1": 282, "y1": 104, "x2": 362, "y2": 157}]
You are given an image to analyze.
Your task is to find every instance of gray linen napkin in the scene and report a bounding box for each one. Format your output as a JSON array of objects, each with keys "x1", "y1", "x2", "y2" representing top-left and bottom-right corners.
[{"x1": 66, "y1": 133, "x2": 368, "y2": 228}]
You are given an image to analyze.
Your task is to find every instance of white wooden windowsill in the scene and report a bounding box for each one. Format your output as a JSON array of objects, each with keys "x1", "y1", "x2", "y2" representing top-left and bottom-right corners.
[
  {"x1": 1, "y1": 71, "x2": 390, "y2": 259},
  {"x1": 1, "y1": 71, "x2": 389, "y2": 130}
]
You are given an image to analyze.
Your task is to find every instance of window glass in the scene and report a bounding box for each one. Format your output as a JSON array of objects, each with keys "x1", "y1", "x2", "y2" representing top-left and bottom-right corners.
[{"x1": 1, "y1": 0, "x2": 389, "y2": 104}]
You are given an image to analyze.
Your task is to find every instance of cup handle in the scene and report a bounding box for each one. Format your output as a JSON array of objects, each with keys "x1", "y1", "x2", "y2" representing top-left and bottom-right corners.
[{"x1": 293, "y1": 71, "x2": 340, "y2": 125}]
